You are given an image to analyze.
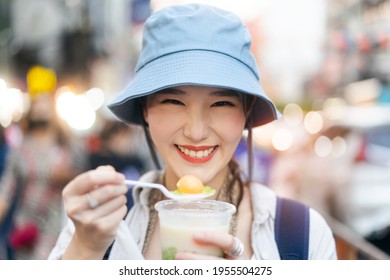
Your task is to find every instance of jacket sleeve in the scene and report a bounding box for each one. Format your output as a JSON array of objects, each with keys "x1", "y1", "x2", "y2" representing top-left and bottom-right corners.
[
  {"x1": 47, "y1": 218, "x2": 75, "y2": 259},
  {"x1": 308, "y1": 208, "x2": 338, "y2": 259}
]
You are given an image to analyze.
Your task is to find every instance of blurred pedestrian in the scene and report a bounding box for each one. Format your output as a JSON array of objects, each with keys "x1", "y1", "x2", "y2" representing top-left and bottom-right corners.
[
  {"x1": 88, "y1": 119, "x2": 150, "y2": 210},
  {"x1": 0, "y1": 125, "x2": 11, "y2": 259},
  {"x1": 0, "y1": 66, "x2": 87, "y2": 259},
  {"x1": 89, "y1": 120, "x2": 146, "y2": 177},
  {"x1": 0, "y1": 126, "x2": 8, "y2": 177}
]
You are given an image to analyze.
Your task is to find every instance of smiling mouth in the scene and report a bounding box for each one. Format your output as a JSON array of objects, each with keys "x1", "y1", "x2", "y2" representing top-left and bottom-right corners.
[{"x1": 175, "y1": 145, "x2": 218, "y2": 160}]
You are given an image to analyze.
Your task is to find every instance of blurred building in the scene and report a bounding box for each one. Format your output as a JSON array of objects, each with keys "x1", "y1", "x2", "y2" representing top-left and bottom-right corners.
[{"x1": 0, "y1": 0, "x2": 150, "y2": 93}]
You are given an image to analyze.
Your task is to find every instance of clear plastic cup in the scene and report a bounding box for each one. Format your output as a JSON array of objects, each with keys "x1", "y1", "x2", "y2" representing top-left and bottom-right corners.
[{"x1": 155, "y1": 199, "x2": 236, "y2": 260}]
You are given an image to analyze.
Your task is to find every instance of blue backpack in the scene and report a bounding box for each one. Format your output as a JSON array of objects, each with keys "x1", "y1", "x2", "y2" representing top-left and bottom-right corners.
[{"x1": 275, "y1": 197, "x2": 310, "y2": 260}]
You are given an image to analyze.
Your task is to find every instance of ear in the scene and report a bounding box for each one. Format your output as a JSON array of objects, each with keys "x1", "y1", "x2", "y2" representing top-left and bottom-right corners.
[
  {"x1": 139, "y1": 97, "x2": 149, "y2": 125},
  {"x1": 142, "y1": 106, "x2": 149, "y2": 124}
]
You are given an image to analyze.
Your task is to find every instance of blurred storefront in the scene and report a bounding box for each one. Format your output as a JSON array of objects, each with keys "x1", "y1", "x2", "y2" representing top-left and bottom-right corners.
[
  {"x1": 277, "y1": 0, "x2": 390, "y2": 256},
  {"x1": 323, "y1": 0, "x2": 390, "y2": 255}
]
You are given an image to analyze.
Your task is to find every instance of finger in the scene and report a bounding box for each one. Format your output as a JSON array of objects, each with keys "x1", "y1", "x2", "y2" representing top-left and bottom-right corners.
[
  {"x1": 90, "y1": 204, "x2": 128, "y2": 235},
  {"x1": 67, "y1": 183, "x2": 128, "y2": 214},
  {"x1": 193, "y1": 232, "x2": 234, "y2": 252},
  {"x1": 87, "y1": 194, "x2": 127, "y2": 221},
  {"x1": 71, "y1": 196, "x2": 127, "y2": 231},
  {"x1": 96, "y1": 165, "x2": 116, "y2": 172},
  {"x1": 193, "y1": 232, "x2": 243, "y2": 259},
  {"x1": 63, "y1": 168, "x2": 125, "y2": 196},
  {"x1": 87, "y1": 183, "x2": 128, "y2": 208},
  {"x1": 175, "y1": 251, "x2": 223, "y2": 260}
]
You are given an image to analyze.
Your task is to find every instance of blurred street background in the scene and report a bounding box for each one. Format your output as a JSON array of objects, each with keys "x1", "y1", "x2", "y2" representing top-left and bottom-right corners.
[{"x1": 0, "y1": 0, "x2": 389, "y2": 259}]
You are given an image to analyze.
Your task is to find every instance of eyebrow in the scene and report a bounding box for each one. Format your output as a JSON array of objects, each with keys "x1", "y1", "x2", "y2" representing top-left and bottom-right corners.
[
  {"x1": 157, "y1": 88, "x2": 184, "y2": 95},
  {"x1": 157, "y1": 88, "x2": 240, "y2": 97},
  {"x1": 211, "y1": 89, "x2": 240, "y2": 98}
]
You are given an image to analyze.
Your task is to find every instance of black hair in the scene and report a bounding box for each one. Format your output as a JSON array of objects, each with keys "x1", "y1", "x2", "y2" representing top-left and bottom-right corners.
[{"x1": 139, "y1": 97, "x2": 162, "y2": 170}]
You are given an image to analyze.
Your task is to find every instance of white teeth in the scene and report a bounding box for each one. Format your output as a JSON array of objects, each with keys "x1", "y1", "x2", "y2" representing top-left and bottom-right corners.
[{"x1": 178, "y1": 146, "x2": 215, "y2": 158}]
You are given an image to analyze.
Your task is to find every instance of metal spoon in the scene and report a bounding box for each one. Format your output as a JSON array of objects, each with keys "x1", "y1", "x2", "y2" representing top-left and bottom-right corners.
[{"x1": 125, "y1": 179, "x2": 215, "y2": 202}]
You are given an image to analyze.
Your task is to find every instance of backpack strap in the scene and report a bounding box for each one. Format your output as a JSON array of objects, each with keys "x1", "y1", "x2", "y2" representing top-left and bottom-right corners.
[{"x1": 274, "y1": 197, "x2": 310, "y2": 260}]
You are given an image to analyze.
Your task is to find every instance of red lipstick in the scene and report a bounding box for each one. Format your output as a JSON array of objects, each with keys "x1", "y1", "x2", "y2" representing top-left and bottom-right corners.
[{"x1": 176, "y1": 145, "x2": 218, "y2": 164}]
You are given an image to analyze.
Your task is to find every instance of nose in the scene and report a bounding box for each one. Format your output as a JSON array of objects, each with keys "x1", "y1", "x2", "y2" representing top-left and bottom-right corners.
[{"x1": 183, "y1": 108, "x2": 210, "y2": 142}]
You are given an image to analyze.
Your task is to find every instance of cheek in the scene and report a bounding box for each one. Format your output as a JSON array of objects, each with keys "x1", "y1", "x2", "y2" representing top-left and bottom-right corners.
[
  {"x1": 147, "y1": 109, "x2": 180, "y2": 144},
  {"x1": 214, "y1": 111, "x2": 246, "y2": 142},
  {"x1": 146, "y1": 106, "x2": 180, "y2": 124}
]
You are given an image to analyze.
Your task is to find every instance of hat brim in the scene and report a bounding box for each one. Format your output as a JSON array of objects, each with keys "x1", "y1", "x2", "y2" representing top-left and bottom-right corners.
[{"x1": 108, "y1": 50, "x2": 279, "y2": 127}]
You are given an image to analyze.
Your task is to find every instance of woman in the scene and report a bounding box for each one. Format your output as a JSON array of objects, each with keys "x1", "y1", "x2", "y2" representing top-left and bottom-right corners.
[{"x1": 49, "y1": 4, "x2": 337, "y2": 260}]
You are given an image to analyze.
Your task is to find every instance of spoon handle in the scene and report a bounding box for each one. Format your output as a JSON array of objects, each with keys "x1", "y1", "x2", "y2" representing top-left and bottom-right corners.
[
  {"x1": 124, "y1": 179, "x2": 167, "y2": 194},
  {"x1": 124, "y1": 179, "x2": 214, "y2": 202},
  {"x1": 124, "y1": 179, "x2": 147, "y2": 186}
]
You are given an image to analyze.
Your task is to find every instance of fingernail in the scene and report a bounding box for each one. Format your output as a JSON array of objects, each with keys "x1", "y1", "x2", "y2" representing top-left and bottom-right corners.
[
  {"x1": 174, "y1": 252, "x2": 186, "y2": 260},
  {"x1": 117, "y1": 173, "x2": 125, "y2": 181}
]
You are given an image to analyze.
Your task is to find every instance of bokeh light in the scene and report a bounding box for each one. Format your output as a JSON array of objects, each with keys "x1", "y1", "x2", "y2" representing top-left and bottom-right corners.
[
  {"x1": 253, "y1": 122, "x2": 277, "y2": 147},
  {"x1": 331, "y1": 136, "x2": 347, "y2": 157},
  {"x1": 314, "y1": 135, "x2": 332, "y2": 157},
  {"x1": 0, "y1": 85, "x2": 24, "y2": 127},
  {"x1": 283, "y1": 103, "x2": 304, "y2": 126},
  {"x1": 304, "y1": 111, "x2": 323, "y2": 134},
  {"x1": 323, "y1": 97, "x2": 347, "y2": 121},
  {"x1": 56, "y1": 90, "x2": 76, "y2": 121},
  {"x1": 66, "y1": 95, "x2": 96, "y2": 130},
  {"x1": 272, "y1": 128, "x2": 293, "y2": 151},
  {"x1": 85, "y1": 87, "x2": 105, "y2": 110},
  {"x1": 56, "y1": 89, "x2": 96, "y2": 131}
]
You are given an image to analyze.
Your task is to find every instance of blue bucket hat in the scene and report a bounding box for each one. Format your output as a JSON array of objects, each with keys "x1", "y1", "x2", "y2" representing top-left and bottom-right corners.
[{"x1": 108, "y1": 3, "x2": 279, "y2": 127}]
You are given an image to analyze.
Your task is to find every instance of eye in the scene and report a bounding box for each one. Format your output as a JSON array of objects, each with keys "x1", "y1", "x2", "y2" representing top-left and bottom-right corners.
[
  {"x1": 161, "y1": 99, "x2": 185, "y2": 105},
  {"x1": 211, "y1": 101, "x2": 235, "y2": 107}
]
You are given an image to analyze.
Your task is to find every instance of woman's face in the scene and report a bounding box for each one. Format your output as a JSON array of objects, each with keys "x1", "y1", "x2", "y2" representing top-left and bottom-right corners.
[{"x1": 144, "y1": 86, "x2": 246, "y2": 189}]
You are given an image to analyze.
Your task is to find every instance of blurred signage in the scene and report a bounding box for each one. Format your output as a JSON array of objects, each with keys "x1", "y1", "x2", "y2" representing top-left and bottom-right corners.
[{"x1": 344, "y1": 79, "x2": 380, "y2": 105}]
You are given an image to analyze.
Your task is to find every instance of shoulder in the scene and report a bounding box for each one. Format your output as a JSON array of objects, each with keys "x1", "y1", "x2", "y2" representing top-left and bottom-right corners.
[
  {"x1": 249, "y1": 183, "x2": 337, "y2": 259},
  {"x1": 249, "y1": 182, "x2": 278, "y2": 222},
  {"x1": 308, "y1": 208, "x2": 337, "y2": 259}
]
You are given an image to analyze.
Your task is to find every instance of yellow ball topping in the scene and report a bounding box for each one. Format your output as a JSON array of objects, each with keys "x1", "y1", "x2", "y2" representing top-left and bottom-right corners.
[{"x1": 176, "y1": 175, "x2": 204, "y2": 194}]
